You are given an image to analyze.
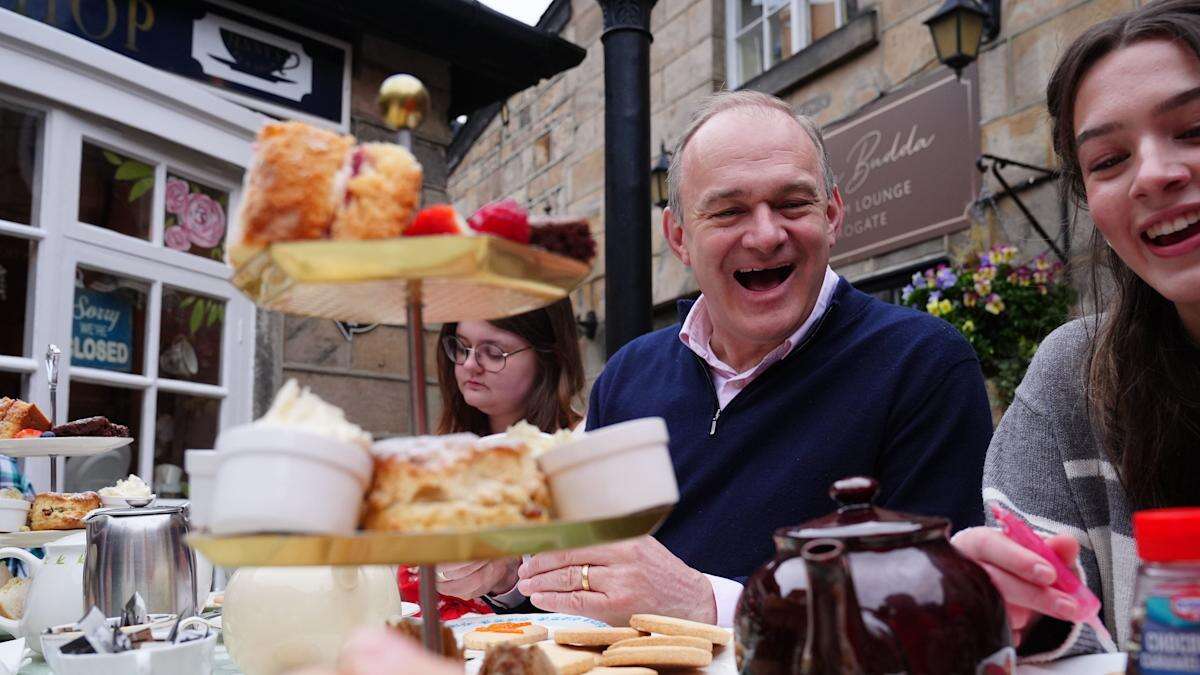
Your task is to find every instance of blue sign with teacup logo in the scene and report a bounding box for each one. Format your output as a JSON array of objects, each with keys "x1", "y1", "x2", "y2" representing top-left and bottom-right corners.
[
  {"x1": 1, "y1": 0, "x2": 348, "y2": 126},
  {"x1": 72, "y1": 289, "x2": 134, "y2": 373}
]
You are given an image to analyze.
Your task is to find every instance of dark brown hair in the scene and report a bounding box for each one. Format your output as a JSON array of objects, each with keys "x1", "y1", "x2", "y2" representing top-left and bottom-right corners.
[
  {"x1": 1046, "y1": 0, "x2": 1200, "y2": 509},
  {"x1": 436, "y1": 298, "x2": 585, "y2": 436}
]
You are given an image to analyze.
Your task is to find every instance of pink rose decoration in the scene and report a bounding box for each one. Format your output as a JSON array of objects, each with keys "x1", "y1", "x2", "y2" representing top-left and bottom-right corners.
[
  {"x1": 165, "y1": 178, "x2": 190, "y2": 215},
  {"x1": 183, "y1": 193, "x2": 226, "y2": 249},
  {"x1": 164, "y1": 225, "x2": 191, "y2": 251}
]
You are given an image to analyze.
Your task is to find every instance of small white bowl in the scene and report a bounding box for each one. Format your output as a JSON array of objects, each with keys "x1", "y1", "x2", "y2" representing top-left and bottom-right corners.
[
  {"x1": 538, "y1": 417, "x2": 678, "y2": 520},
  {"x1": 99, "y1": 494, "x2": 157, "y2": 509},
  {"x1": 0, "y1": 497, "x2": 30, "y2": 533},
  {"x1": 210, "y1": 425, "x2": 372, "y2": 536}
]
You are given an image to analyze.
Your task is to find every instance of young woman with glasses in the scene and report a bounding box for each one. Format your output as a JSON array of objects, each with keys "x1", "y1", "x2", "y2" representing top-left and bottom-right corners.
[
  {"x1": 435, "y1": 297, "x2": 585, "y2": 435},
  {"x1": 421, "y1": 298, "x2": 586, "y2": 607}
]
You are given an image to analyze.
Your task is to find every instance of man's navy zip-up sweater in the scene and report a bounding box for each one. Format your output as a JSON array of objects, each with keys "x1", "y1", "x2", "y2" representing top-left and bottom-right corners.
[{"x1": 585, "y1": 278, "x2": 993, "y2": 582}]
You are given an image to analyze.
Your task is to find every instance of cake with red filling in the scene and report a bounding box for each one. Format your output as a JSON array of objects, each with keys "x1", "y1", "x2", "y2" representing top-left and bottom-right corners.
[{"x1": 331, "y1": 143, "x2": 423, "y2": 239}]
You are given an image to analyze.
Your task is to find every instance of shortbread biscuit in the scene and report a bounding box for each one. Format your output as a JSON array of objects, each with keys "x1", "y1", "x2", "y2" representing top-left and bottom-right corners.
[
  {"x1": 628, "y1": 614, "x2": 731, "y2": 646},
  {"x1": 553, "y1": 627, "x2": 642, "y2": 647},
  {"x1": 607, "y1": 635, "x2": 712, "y2": 652},
  {"x1": 463, "y1": 622, "x2": 549, "y2": 650},
  {"x1": 530, "y1": 641, "x2": 600, "y2": 675},
  {"x1": 600, "y1": 646, "x2": 712, "y2": 669}
]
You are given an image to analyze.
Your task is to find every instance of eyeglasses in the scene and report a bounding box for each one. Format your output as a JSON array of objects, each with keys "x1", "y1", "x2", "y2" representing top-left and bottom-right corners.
[{"x1": 441, "y1": 335, "x2": 534, "y2": 373}]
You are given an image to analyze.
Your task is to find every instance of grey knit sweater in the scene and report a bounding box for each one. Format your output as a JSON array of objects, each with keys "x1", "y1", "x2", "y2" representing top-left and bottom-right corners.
[{"x1": 981, "y1": 317, "x2": 1131, "y2": 661}]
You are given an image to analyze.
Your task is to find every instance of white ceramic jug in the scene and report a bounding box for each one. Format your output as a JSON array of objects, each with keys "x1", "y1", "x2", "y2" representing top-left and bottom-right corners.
[
  {"x1": 0, "y1": 532, "x2": 86, "y2": 653},
  {"x1": 223, "y1": 566, "x2": 401, "y2": 675}
]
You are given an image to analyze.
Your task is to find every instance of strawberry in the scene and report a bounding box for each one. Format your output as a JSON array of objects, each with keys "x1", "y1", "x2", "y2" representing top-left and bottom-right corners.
[
  {"x1": 468, "y1": 198, "x2": 531, "y2": 244},
  {"x1": 406, "y1": 204, "x2": 467, "y2": 236}
]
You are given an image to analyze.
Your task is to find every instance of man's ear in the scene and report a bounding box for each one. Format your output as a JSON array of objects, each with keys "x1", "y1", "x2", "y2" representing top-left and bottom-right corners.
[
  {"x1": 825, "y1": 185, "x2": 845, "y2": 246},
  {"x1": 664, "y1": 206, "x2": 691, "y2": 267}
]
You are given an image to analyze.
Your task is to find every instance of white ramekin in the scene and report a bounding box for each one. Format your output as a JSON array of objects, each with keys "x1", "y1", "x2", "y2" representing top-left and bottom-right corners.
[
  {"x1": 209, "y1": 425, "x2": 372, "y2": 536},
  {"x1": 184, "y1": 449, "x2": 218, "y2": 530},
  {"x1": 538, "y1": 417, "x2": 678, "y2": 520},
  {"x1": 0, "y1": 497, "x2": 30, "y2": 533}
]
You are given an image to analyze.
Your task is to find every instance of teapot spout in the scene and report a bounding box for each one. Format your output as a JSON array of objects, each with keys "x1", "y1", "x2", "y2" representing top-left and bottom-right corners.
[{"x1": 798, "y1": 539, "x2": 906, "y2": 675}]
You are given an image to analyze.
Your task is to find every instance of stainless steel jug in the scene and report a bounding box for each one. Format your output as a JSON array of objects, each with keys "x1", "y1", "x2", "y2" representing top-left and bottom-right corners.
[{"x1": 84, "y1": 505, "x2": 197, "y2": 618}]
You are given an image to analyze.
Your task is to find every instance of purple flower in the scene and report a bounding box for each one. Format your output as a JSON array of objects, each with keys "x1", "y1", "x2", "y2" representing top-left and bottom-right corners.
[
  {"x1": 165, "y1": 178, "x2": 189, "y2": 216},
  {"x1": 936, "y1": 267, "x2": 958, "y2": 289},
  {"x1": 911, "y1": 271, "x2": 924, "y2": 287},
  {"x1": 901, "y1": 284, "x2": 914, "y2": 302},
  {"x1": 929, "y1": 290, "x2": 942, "y2": 302},
  {"x1": 164, "y1": 225, "x2": 190, "y2": 251},
  {"x1": 979, "y1": 252, "x2": 993, "y2": 267}
]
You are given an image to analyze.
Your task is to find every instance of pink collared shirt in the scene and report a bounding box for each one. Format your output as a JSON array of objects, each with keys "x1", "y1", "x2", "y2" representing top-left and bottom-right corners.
[{"x1": 679, "y1": 266, "x2": 840, "y2": 409}]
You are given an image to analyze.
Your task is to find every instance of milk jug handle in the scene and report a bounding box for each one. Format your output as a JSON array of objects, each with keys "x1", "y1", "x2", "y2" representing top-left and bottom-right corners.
[{"x1": 0, "y1": 547, "x2": 42, "y2": 634}]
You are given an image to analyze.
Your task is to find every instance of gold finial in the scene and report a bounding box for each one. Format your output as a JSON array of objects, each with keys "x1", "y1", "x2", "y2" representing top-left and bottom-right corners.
[{"x1": 378, "y1": 74, "x2": 430, "y2": 131}]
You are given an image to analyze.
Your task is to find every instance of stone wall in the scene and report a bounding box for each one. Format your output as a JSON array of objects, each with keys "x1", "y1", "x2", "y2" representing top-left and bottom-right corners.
[
  {"x1": 448, "y1": 0, "x2": 1143, "y2": 388},
  {"x1": 255, "y1": 37, "x2": 451, "y2": 436}
]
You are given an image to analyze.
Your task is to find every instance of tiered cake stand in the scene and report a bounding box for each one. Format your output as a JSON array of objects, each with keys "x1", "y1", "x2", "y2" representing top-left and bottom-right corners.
[{"x1": 189, "y1": 75, "x2": 673, "y2": 657}]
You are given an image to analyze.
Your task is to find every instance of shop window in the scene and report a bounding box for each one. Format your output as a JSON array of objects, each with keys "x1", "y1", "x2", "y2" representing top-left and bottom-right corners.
[
  {"x1": 64, "y1": 381, "x2": 143, "y2": 492},
  {"x1": 72, "y1": 268, "x2": 148, "y2": 375},
  {"x1": 78, "y1": 142, "x2": 154, "y2": 240},
  {"x1": 159, "y1": 287, "x2": 224, "y2": 386},
  {"x1": 163, "y1": 173, "x2": 229, "y2": 262},
  {"x1": 729, "y1": 0, "x2": 846, "y2": 87},
  {"x1": 0, "y1": 106, "x2": 39, "y2": 227},
  {"x1": 0, "y1": 235, "x2": 32, "y2": 358},
  {"x1": 155, "y1": 391, "x2": 220, "y2": 498}
]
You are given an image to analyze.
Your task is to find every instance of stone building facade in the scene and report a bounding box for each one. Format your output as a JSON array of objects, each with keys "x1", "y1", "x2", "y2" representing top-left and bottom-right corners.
[{"x1": 448, "y1": 0, "x2": 1146, "y2": 392}]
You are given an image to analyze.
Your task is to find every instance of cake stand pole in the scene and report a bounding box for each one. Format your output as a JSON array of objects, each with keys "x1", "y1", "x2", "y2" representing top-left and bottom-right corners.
[
  {"x1": 45, "y1": 345, "x2": 61, "y2": 492},
  {"x1": 379, "y1": 72, "x2": 442, "y2": 654},
  {"x1": 405, "y1": 279, "x2": 442, "y2": 653}
]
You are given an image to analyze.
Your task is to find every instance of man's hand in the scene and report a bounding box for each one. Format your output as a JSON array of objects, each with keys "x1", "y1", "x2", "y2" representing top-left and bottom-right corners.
[
  {"x1": 516, "y1": 536, "x2": 716, "y2": 626},
  {"x1": 952, "y1": 526, "x2": 1084, "y2": 646},
  {"x1": 436, "y1": 559, "x2": 519, "y2": 600}
]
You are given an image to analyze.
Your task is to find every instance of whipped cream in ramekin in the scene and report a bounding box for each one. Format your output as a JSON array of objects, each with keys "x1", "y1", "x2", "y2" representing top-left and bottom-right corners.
[{"x1": 256, "y1": 379, "x2": 372, "y2": 449}]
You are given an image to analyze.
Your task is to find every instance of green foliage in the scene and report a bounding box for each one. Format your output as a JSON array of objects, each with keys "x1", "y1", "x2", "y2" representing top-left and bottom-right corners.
[{"x1": 899, "y1": 245, "x2": 1075, "y2": 405}]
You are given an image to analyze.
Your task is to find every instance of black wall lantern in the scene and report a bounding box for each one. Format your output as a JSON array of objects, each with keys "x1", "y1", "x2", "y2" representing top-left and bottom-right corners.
[
  {"x1": 650, "y1": 142, "x2": 671, "y2": 210},
  {"x1": 924, "y1": 0, "x2": 1001, "y2": 79}
]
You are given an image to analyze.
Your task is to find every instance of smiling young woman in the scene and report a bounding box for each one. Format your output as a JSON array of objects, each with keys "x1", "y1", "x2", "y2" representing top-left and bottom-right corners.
[{"x1": 951, "y1": 0, "x2": 1200, "y2": 662}]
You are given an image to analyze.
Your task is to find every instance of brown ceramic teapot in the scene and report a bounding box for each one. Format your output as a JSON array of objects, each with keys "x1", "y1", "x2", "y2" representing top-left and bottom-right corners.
[{"x1": 733, "y1": 477, "x2": 1015, "y2": 674}]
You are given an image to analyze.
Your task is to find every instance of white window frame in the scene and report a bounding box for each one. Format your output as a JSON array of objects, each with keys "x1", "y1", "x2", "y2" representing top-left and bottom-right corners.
[
  {"x1": 726, "y1": 0, "x2": 847, "y2": 89},
  {"x1": 0, "y1": 14, "x2": 262, "y2": 491}
]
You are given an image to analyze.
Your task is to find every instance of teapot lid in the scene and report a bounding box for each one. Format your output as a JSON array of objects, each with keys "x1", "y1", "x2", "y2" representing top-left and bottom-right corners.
[
  {"x1": 782, "y1": 477, "x2": 948, "y2": 549},
  {"x1": 85, "y1": 505, "x2": 184, "y2": 520}
]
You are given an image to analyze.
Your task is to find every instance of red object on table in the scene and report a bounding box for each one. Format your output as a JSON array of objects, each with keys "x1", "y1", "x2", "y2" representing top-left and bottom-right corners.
[
  {"x1": 397, "y1": 566, "x2": 494, "y2": 620},
  {"x1": 468, "y1": 199, "x2": 531, "y2": 244},
  {"x1": 1133, "y1": 507, "x2": 1200, "y2": 562}
]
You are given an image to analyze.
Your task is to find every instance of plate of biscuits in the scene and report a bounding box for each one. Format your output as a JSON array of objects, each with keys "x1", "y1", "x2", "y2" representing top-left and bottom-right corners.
[
  {"x1": 443, "y1": 613, "x2": 735, "y2": 674},
  {"x1": 0, "y1": 490, "x2": 99, "y2": 546}
]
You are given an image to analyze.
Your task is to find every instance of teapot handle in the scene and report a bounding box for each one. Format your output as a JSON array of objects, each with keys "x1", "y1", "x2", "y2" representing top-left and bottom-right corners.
[{"x1": 0, "y1": 547, "x2": 42, "y2": 634}]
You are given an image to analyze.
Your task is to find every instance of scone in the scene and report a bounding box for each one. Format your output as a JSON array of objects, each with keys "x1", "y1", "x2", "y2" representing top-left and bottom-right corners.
[
  {"x1": 31, "y1": 492, "x2": 101, "y2": 530},
  {"x1": 0, "y1": 577, "x2": 29, "y2": 620},
  {"x1": 231, "y1": 121, "x2": 355, "y2": 264},
  {"x1": 0, "y1": 398, "x2": 51, "y2": 438},
  {"x1": 362, "y1": 434, "x2": 551, "y2": 533},
  {"x1": 331, "y1": 143, "x2": 422, "y2": 239}
]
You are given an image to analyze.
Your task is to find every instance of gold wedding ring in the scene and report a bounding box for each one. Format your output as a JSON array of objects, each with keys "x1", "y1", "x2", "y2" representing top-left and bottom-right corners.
[{"x1": 581, "y1": 563, "x2": 591, "y2": 592}]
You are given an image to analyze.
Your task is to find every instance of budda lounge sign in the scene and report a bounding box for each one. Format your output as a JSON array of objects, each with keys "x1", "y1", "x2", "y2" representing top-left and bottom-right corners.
[
  {"x1": 2, "y1": 0, "x2": 349, "y2": 127},
  {"x1": 824, "y1": 66, "x2": 981, "y2": 265}
]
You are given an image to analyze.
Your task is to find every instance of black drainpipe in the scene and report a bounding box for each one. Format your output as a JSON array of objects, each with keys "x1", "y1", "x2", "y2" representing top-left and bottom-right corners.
[{"x1": 598, "y1": 0, "x2": 657, "y2": 358}]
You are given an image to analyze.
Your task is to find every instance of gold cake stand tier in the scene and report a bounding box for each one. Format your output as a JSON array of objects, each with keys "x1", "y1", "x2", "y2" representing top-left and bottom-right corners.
[
  {"x1": 232, "y1": 236, "x2": 591, "y2": 325},
  {"x1": 188, "y1": 505, "x2": 672, "y2": 567}
]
